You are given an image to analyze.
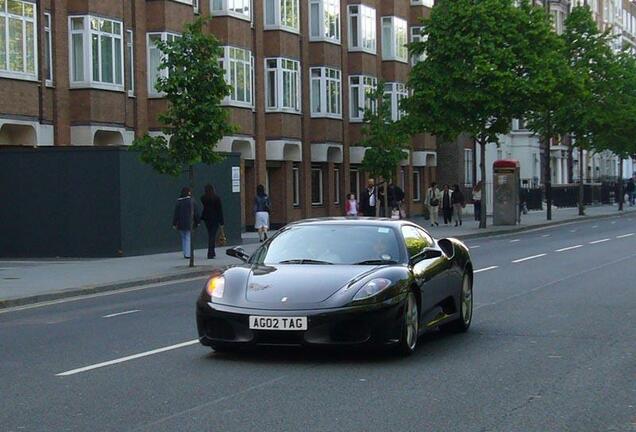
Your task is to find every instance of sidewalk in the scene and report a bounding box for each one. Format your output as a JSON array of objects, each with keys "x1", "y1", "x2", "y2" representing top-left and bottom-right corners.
[{"x1": 2, "y1": 204, "x2": 635, "y2": 309}]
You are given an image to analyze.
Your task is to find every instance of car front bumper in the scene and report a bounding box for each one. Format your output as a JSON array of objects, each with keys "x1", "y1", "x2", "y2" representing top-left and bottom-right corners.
[{"x1": 196, "y1": 294, "x2": 407, "y2": 348}]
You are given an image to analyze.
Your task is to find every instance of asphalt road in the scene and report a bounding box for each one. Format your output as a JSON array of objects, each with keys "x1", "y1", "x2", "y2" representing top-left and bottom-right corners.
[{"x1": 1, "y1": 216, "x2": 635, "y2": 432}]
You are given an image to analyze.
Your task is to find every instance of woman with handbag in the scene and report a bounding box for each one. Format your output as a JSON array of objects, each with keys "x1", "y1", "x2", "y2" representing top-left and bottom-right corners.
[
  {"x1": 426, "y1": 182, "x2": 441, "y2": 227},
  {"x1": 200, "y1": 184, "x2": 224, "y2": 259}
]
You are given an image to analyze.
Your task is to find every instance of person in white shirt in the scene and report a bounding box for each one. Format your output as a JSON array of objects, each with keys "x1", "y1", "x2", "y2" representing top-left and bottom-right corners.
[
  {"x1": 427, "y1": 182, "x2": 442, "y2": 227},
  {"x1": 472, "y1": 181, "x2": 482, "y2": 222}
]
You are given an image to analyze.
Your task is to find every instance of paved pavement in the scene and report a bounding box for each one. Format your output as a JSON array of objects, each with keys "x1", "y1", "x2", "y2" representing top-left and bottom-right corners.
[
  {"x1": 1, "y1": 216, "x2": 635, "y2": 431},
  {"x1": 1, "y1": 204, "x2": 635, "y2": 308}
]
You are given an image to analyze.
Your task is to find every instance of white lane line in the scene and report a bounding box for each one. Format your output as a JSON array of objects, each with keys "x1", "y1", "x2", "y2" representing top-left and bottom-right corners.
[
  {"x1": 569, "y1": 230, "x2": 577, "y2": 233},
  {"x1": 555, "y1": 245, "x2": 583, "y2": 252},
  {"x1": 474, "y1": 266, "x2": 498, "y2": 273},
  {"x1": 56, "y1": 339, "x2": 199, "y2": 376},
  {"x1": 589, "y1": 238, "x2": 610, "y2": 245},
  {"x1": 541, "y1": 234, "x2": 551, "y2": 238},
  {"x1": 470, "y1": 245, "x2": 481, "y2": 249},
  {"x1": 102, "y1": 309, "x2": 141, "y2": 318},
  {"x1": 611, "y1": 221, "x2": 617, "y2": 225},
  {"x1": 510, "y1": 239, "x2": 520, "y2": 243},
  {"x1": 617, "y1": 233, "x2": 635, "y2": 239},
  {"x1": 512, "y1": 254, "x2": 547, "y2": 263},
  {"x1": 592, "y1": 225, "x2": 598, "y2": 228}
]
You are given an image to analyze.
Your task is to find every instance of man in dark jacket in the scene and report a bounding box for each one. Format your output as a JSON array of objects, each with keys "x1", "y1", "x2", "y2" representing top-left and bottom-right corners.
[
  {"x1": 173, "y1": 187, "x2": 200, "y2": 259},
  {"x1": 360, "y1": 178, "x2": 377, "y2": 217}
]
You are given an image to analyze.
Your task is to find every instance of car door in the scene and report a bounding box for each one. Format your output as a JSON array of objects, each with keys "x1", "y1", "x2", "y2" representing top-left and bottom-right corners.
[
  {"x1": 401, "y1": 226, "x2": 445, "y2": 323},
  {"x1": 416, "y1": 228, "x2": 454, "y2": 309}
]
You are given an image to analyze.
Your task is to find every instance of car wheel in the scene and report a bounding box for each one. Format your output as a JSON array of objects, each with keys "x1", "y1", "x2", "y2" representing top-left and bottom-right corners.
[
  {"x1": 396, "y1": 291, "x2": 419, "y2": 356},
  {"x1": 441, "y1": 272, "x2": 473, "y2": 333}
]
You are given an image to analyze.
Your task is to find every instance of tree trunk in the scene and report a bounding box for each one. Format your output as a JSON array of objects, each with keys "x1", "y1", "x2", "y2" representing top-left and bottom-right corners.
[
  {"x1": 384, "y1": 182, "x2": 389, "y2": 219},
  {"x1": 578, "y1": 147, "x2": 585, "y2": 216},
  {"x1": 543, "y1": 136, "x2": 552, "y2": 221},
  {"x1": 479, "y1": 140, "x2": 487, "y2": 229},
  {"x1": 189, "y1": 164, "x2": 195, "y2": 268},
  {"x1": 618, "y1": 158, "x2": 624, "y2": 212}
]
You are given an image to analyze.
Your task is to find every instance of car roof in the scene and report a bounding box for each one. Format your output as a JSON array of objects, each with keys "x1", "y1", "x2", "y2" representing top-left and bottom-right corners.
[{"x1": 286, "y1": 217, "x2": 419, "y2": 229}]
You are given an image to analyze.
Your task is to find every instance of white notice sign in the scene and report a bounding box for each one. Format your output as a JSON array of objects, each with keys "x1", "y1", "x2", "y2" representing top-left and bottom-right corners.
[{"x1": 232, "y1": 167, "x2": 240, "y2": 193}]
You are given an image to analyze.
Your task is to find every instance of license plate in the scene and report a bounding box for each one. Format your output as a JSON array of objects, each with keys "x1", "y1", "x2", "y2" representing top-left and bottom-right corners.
[{"x1": 249, "y1": 316, "x2": 308, "y2": 331}]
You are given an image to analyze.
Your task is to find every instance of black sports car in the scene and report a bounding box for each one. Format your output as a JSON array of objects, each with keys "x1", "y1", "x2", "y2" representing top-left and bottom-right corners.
[{"x1": 196, "y1": 218, "x2": 474, "y2": 355}]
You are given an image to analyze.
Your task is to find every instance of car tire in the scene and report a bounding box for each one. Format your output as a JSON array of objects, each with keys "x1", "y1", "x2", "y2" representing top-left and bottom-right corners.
[
  {"x1": 441, "y1": 272, "x2": 473, "y2": 333},
  {"x1": 396, "y1": 291, "x2": 419, "y2": 356}
]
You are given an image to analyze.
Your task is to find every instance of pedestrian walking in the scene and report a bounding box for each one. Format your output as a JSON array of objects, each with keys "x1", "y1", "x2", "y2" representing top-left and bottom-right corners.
[
  {"x1": 452, "y1": 184, "x2": 465, "y2": 226},
  {"x1": 442, "y1": 184, "x2": 453, "y2": 225},
  {"x1": 361, "y1": 178, "x2": 378, "y2": 217},
  {"x1": 345, "y1": 193, "x2": 359, "y2": 216},
  {"x1": 627, "y1": 178, "x2": 635, "y2": 206},
  {"x1": 473, "y1": 181, "x2": 483, "y2": 222},
  {"x1": 426, "y1": 182, "x2": 441, "y2": 227},
  {"x1": 254, "y1": 184, "x2": 271, "y2": 242},
  {"x1": 200, "y1": 184, "x2": 224, "y2": 259},
  {"x1": 172, "y1": 187, "x2": 200, "y2": 259}
]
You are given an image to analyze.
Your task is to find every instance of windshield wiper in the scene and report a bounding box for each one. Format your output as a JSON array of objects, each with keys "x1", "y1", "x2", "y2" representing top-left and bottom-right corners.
[
  {"x1": 278, "y1": 259, "x2": 334, "y2": 265},
  {"x1": 354, "y1": 259, "x2": 398, "y2": 265}
]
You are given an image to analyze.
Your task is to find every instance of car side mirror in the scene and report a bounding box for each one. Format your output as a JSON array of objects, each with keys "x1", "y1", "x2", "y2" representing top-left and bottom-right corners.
[
  {"x1": 411, "y1": 247, "x2": 442, "y2": 264},
  {"x1": 226, "y1": 246, "x2": 249, "y2": 262}
]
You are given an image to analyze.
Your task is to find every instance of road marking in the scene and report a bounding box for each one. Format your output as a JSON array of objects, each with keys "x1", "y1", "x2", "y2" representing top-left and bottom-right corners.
[
  {"x1": 474, "y1": 266, "x2": 498, "y2": 273},
  {"x1": 512, "y1": 254, "x2": 547, "y2": 263},
  {"x1": 469, "y1": 245, "x2": 481, "y2": 249},
  {"x1": 555, "y1": 245, "x2": 583, "y2": 252},
  {"x1": 541, "y1": 234, "x2": 551, "y2": 238},
  {"x1": 510, "y1": 239, "x2": 520, "y2": 243},
  {"x1": 592, "y1": 225, "x2": 598, "y2": 228},
  {"x1": 589, "y1": 238, "x2": 610, "y2": 244},
  {"x1": 569, "y1": 229, "x2": 577, "y2": 233},
  {"x1": 611, "y1": 221, "x2": 617, "y2": 224},
  {"x1": 56, "y1": 339, "x2": 199, "y2": 376},
  {"x1": 102, "y1": 309, "x2": 141, "y2": 318},
  {"x1": 0, "y1": 276, "x2": 208, "y2": 315},
  {"x1": 617, "y1": 233, "x2": 635, "y2": 239}
]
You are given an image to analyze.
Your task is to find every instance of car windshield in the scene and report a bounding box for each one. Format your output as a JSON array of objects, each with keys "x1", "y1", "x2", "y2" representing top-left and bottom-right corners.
[{"x1": 250, "y1": 224, "x2": 403, "y2": 265}]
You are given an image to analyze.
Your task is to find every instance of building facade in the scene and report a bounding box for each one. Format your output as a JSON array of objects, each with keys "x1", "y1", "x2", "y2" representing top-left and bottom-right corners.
[{"x1": 0, "y1": 0, "x2": 439, "y2": 229}]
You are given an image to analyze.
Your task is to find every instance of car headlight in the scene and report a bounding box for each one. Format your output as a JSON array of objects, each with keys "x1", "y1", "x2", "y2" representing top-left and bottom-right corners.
[
  {"x1": 206, "y1": 276, "x2": 225, "y2": 300},
  {"x1": 353, "y1": 278, "x2": 392, "y2": 301}
]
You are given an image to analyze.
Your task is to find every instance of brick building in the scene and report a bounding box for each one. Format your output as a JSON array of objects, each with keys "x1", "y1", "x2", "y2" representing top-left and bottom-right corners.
[{"x1": 0, "y1": 0, "x2": 439, "y2": 229}]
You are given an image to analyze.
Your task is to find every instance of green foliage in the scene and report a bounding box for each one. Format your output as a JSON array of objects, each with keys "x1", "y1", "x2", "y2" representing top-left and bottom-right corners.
[
  {"x1": 130, "y1": 17, "x2": 236, "y2": 176},
  {"x1": 560, "y1": 6, "x2": 616, "y2": 151},
  {"x1": 360, "y1": 82, "x2": 411, "y2": 181},
  {"x1": 405, "y1": 0, "x2": 529, "y2": 145}
]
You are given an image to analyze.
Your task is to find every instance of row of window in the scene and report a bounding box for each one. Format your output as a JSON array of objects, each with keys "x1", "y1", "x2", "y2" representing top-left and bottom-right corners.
[{"x1": 286, "y1": 165, "x2": 426, "y2": 208}]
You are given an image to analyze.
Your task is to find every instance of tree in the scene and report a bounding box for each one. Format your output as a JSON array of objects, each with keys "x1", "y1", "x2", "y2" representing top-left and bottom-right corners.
[
  {"x1": 130, "y1": 18, "x2": 235, "y2": 267},
  {"x1": 360, "y1": 82, "x2": 411, "y2": 218},
  {"x1": 593, "y1": 51, "x2": 636, "y2": 211},
  {"x1": 521, "y1": 1, "x2": 573, "y2": 221},
  {"x1": 560, "y1": 6, "x2": 615, "y2": 216},
  {"x1": 405, "y1": 0, "x2": 533, "y2": 228}
]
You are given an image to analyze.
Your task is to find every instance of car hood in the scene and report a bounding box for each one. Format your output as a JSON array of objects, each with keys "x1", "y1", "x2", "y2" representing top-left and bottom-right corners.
[{"x1": 243, "y1": 264, "x2": 376, "y2": 309}]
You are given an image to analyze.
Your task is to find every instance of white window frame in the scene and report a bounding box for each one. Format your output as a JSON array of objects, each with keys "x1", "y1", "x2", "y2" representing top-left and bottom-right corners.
[
  {"x1": 410, "y1": 26, "x2": 426, "y2": 66},
  {"x1": 44, "y1": 12, "x2": 52, "y2": 85},
  {"x1": 211, "y1": 0, "x2": 251, "y2": 21},
  {"x1": 0, "y1": 0, "x2": 38, "y2": 81},
  {"x1": 126, "y1": 29, "x2": 134, "y2": 96},
  {"x1": 312, "y1": 167, "x2": 324, "y2": 206},
  {"x1": 413, "y1": 170, "x2": 421, "y2": 202},
  {"x1": 69, "y1": 15, "x2": 124, "y2": 91},
  {"x1": 292, "y1": 164, "x2": 300, "y2": 207},
  {"x1": 146, "y1": 32, "x2": 179, "y2": 98},
  {"x1": 220, "y1": 46, "x2": 254, "y2": 108},
  {"x1": 348, "y1": 4, "x2": 376, "y2": 54},
  {"x1": 382, "y1": 16, "x2": 408, "y2": 63},
  {"x1": 265, "y1": 0, "x2": 300, "y2": 33},
  {"x1": 334, "y1": 167, "x2": 340, "y2": 204},
  {"x1": 265, "y1": 57, "x2": 301, "y2": 113},
  {"x1": 464, "y1": 149, "x2": 473, "y2": 186},
  {"x1": 349, "y1": 75, "x2": 376, "y2": 122},
  {"x1": 410, "y1": 0, "x2": 434, "y2": 6},
  {"x1": 309, "y1": 0, "x2": 340, "y2": 44},
  {"x1": 310, "y1": 66, "x2": 341, "y2": 118},
  {"x1": 193, "y1": 0, "x2": 200, "y2": 14},
  {"x1": 384, "y1": 82, "x2": 407, "y2": 121}
]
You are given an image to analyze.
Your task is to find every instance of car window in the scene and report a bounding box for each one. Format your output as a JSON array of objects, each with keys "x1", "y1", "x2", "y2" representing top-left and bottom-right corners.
[
  {"x1": 401, "y1": 226, "x2": 428, "y2": 258},
  {"x1": 251, "y1": 225, "x2": 403, "y2": 265},
  {"x1": 415, "y1": 228, "x2": 434, "y2": 249}
]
